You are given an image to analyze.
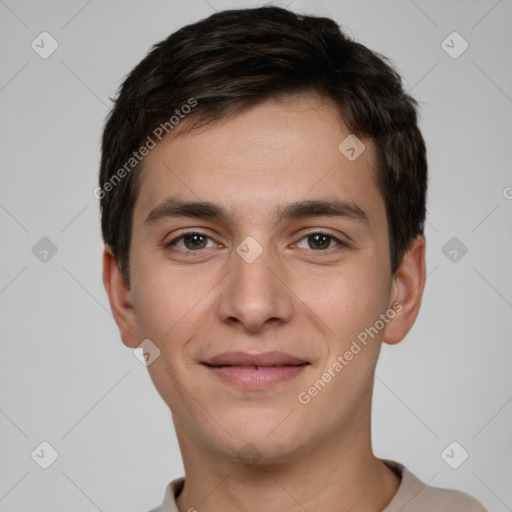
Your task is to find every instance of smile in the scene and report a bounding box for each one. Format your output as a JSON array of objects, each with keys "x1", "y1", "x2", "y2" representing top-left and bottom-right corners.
[{"x1": 204, "y1": 363, "x2": 309, "y2": 389}]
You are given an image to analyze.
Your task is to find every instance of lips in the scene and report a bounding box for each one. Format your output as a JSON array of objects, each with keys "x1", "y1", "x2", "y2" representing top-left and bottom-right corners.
[
  {"x1": 204, "y1": 351, "x2": 308, "y2": 367},
  {"x1": 202, "y1": 351, "x2": 309, "y2": 389}
]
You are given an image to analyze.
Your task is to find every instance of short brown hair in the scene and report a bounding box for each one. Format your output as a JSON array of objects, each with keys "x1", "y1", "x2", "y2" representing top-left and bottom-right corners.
[{"x1": 98, "y1": 6, "x2": 427, "y2": 286}]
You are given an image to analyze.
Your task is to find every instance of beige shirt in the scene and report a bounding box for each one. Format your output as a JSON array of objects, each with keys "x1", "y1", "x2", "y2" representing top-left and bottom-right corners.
[{"x1": 148, "y1": 459, "x2": 486, "y2": 511}]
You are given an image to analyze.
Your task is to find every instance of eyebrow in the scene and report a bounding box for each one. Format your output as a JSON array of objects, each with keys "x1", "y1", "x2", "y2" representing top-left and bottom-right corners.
[{"x1": 144, "y1": 195, "x2": 369, "y2": 228}]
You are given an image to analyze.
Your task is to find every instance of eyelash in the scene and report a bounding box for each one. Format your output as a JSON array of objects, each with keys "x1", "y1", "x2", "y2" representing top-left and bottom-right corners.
[{"x1": 164, "y1": 230, "x2": 348, "y2": 254}]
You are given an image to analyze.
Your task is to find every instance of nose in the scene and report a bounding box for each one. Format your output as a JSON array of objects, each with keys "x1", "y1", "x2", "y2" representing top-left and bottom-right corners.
[{"x1": 216, "y1": 239, "x2": 294, "y2": 333}]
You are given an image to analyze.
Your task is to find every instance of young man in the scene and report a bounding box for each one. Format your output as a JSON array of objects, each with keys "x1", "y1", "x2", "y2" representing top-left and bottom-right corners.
[{"x1": 98, "y1": 6, "x2": 486, "y2": 511}]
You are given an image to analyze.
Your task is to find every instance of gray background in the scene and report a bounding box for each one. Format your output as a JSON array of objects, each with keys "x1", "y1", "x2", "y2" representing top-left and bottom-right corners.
[{"x1": 1, "y1": 0, "x2": 511, "y2": 510}]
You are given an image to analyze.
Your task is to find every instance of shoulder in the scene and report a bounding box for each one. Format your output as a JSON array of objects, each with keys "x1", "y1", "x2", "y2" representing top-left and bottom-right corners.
[
  {"x1": 147, "y1": 477, "x2": 185, "y2": 512},
  {"x1": 381, "y1": 459, "x2": 487, "y2": 512}
]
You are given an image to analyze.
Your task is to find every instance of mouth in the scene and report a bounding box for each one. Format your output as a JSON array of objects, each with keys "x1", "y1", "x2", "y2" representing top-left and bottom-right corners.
[{"x1": 202, "y1": 351, "x2": 310, "y2": 389}]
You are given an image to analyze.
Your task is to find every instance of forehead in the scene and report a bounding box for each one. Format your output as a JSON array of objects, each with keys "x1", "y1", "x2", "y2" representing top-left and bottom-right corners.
[{"x1": 133, "y1": 94, "x2": 384, "y2": 228}]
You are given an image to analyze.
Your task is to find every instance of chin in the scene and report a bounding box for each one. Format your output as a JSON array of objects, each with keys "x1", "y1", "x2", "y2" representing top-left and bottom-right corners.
[
  {"x1": 210, "y1": 415, "x2": 311, "y2": 466},
  {"x1": 224, "y1": 437, "x2": 305, "y2": 467}
]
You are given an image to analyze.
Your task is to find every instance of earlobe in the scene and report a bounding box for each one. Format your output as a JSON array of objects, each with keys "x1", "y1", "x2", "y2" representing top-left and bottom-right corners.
[
  {"x1": 383, "y1": 236, "x2": 426, "y2": 346},
  {"x1": 102, "y1": 245, "x2": 140, "y2": 349}
]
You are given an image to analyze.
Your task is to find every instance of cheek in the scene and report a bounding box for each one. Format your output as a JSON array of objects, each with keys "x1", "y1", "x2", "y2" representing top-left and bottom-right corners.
[
  {"x1": 297, "y1": 259, "x2": 389, "y2": 340},
  {"x1": 131, "y1": 255, "x2": 232, "y2": 370},
  {"x1": 131, "y1": 262, "x2": 200, "y2": 349}
]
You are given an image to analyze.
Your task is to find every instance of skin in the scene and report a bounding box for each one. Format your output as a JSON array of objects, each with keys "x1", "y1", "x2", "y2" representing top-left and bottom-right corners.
[{"x1": 103, "y1": 93, "x2": 426, "y2": 511}]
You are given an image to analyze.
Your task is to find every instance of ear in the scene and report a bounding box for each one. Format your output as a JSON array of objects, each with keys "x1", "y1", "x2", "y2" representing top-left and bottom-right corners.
[
  {"x1": 383, "y1": 235, "x2": 426, "y2": 345},
  {"x1": 102, "y1": 245, "x2": 140, "y2": 349}
]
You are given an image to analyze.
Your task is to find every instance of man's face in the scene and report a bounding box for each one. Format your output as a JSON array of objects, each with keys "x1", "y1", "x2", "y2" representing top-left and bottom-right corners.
[{"x1": 125, "y1": 94, "x2": 398, "y2": 463}]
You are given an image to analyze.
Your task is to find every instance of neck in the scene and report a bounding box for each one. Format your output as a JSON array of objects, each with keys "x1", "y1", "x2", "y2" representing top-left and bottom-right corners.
[{"x1": 173, "y1": 410, "x2": 400, "y2": 512}]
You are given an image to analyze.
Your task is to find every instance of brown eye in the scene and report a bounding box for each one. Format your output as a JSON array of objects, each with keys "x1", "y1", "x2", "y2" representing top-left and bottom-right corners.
[
  {"x1": 308, "y1": 233, "x2": 332, "y2": 250},
  {"x1": 182, "y1": 233, "x2": 208, "y2": 250},
  {"x1": 296, "y1": 232, "x2": 344, "y2": 251},
  {"x1": 165, "y1": 232, "x2": 215, "y2": 251}
]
